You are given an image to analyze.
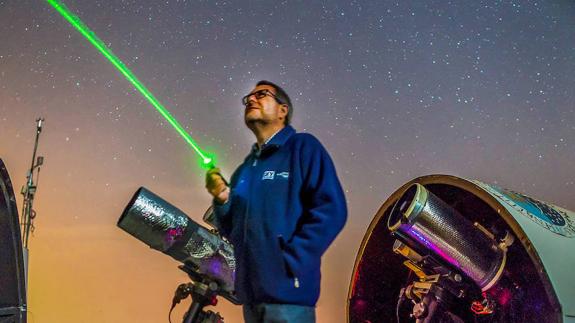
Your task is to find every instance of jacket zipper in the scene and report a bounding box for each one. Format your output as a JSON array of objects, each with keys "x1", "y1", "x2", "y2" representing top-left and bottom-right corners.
[
  {"x1": 244, "y1": 156, "x2": 257, "y2": 244},
  {"x1": 249, "y1": 151, "x2": 299, "y2": 288}
]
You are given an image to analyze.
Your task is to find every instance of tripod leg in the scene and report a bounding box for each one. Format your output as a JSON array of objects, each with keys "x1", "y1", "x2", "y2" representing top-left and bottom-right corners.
[{"x1": 183, "y1": 300, "x2": 202, "y2": 323}]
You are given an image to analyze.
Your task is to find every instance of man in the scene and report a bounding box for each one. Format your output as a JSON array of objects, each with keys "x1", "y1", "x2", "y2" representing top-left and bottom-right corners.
[{"x1": 205, "y1": 80, "x2": 347, "y2": 323}]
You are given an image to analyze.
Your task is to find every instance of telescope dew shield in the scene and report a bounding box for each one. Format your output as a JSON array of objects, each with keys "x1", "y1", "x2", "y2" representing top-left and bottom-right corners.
[
  {"x1": 118, "y1": 187, "x2": 235, "y2": 293},
  {"x1": 388, "y1": 183, "x2": 505, "y2": 291}
]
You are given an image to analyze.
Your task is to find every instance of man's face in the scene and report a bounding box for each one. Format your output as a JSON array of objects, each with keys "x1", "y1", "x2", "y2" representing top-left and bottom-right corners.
[{"x1": 244, "y1": 84, "x2": 288, "y2": 127}]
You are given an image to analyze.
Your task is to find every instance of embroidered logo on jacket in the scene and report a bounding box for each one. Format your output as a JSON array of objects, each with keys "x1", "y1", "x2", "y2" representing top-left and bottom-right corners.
[
  {"x1": 262, "y1": 171, "x2": 275, "y2": 180},
  {"x1": 262, "y1": 171, "x2": 290, "y2": 180},
  {"x1": 277, "y1": 172, "x2": 289, "y2": 179}
]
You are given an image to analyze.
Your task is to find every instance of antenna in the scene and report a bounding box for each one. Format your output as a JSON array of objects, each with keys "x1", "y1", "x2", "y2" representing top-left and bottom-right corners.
[{"x1": 21, "y1": 118, "x2": 45, "y2": 248}]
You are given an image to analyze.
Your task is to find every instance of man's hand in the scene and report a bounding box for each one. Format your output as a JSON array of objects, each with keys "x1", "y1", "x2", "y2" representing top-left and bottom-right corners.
[{"x1": 206, "y1": 168, "x2": 229, "y2": 204}]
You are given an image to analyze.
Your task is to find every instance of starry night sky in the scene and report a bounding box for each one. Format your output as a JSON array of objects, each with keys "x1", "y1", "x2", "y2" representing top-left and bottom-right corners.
[{"x1": 1, "y1": 1, "x2": 574, "y2": 322}]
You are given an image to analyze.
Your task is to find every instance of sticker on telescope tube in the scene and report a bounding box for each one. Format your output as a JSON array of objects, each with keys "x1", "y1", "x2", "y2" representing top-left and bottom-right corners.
[{"x1": 474, "y1": 181, "x2": 575, "y2": 238}]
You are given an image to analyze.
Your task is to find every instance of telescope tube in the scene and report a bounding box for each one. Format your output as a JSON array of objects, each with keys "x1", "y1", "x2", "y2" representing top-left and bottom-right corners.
[{"x1": 388, "y1": 183, "x2": 505, "y2": 291}]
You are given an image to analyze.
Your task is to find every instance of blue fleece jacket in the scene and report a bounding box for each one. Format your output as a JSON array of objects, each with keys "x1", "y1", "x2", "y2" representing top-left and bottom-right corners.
[{"x1": 213, "y1": 125, "x2": 347, "y2": 306}]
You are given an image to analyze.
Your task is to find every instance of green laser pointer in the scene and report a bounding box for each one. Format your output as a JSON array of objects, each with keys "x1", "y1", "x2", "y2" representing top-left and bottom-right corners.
[{"x1": 46, "y1": 0, "x2": 215, "y2": 169}]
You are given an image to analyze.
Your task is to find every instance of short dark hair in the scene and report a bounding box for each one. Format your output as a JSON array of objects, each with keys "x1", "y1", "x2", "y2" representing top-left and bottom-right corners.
[{"x1": 256, "y1": 80, "x2": 293, "y2": 125}]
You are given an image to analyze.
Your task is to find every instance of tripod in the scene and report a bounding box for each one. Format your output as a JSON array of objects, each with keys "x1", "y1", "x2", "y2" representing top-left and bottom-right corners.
[{"x1": 171, "y1": 265, "x2": 227, "y2": 323}]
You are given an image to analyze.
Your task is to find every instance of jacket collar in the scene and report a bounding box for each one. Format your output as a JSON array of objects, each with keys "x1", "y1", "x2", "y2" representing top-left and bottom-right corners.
[{"x1": 251, "y1": 125, "x2": 296, "y2": 156}]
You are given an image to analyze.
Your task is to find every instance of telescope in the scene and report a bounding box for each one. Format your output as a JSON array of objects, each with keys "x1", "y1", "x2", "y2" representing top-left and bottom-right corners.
[
  {"x1": 348, "y1": 175, "x2": 575, "y2": 322},
  {"x1": 117, "y1": 187, "x2": 237, "y2": 322}
]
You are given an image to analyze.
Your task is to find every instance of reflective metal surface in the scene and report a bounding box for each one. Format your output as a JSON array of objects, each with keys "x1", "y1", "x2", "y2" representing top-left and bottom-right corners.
[
  {"x1": 388, "y1": 183, "x2": 505, "y2": 290},
  {"x1": 118, "y1": 187, "x2": 235, "y2": 293}
]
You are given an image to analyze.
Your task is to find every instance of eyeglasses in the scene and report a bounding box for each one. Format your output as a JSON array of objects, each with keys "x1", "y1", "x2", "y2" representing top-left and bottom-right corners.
[{"x1": 242, "y1": 89, "x2": 282, "y2": 106}]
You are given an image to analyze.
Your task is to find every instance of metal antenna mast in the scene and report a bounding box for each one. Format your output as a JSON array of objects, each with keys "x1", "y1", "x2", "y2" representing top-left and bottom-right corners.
[{"x1": 21, "y1": 118, "x2": 45, "y2": 249}]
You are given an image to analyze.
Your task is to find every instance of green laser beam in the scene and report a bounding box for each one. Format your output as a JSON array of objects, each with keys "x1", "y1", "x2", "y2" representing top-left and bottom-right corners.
[{"x1": 46, "y1": 0, "x2": 215, "y2": 169}]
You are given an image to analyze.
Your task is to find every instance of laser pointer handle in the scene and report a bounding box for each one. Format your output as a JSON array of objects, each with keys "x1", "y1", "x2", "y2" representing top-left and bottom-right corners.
[
  {"x1": 203, "y1": 167, "x2": 229, "y2": 228},
  {"x1": 208, "y1": 166, "x2": 229, "y2": 186},
  {"x1": 216, "y1": 171, "x2": 229, "y2": 186}
]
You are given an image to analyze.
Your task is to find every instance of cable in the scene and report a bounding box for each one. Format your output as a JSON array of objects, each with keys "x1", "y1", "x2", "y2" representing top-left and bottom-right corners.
[
  {"x1": 169, "y1": 283, "x2": 193, "y2": 323},
  {"x1": 168, "y1": 304, "x2": 175, "y2": 323}
]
